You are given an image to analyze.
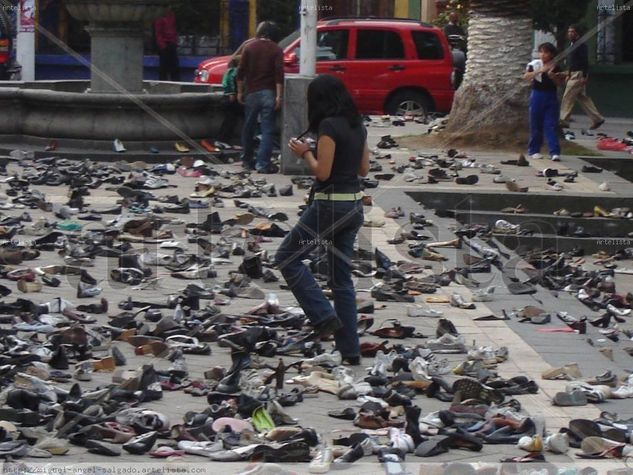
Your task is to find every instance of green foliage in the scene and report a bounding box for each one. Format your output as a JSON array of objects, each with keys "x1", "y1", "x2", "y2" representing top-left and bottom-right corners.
[
  {"x1": 530, "y1": 0, "x2": 591, "y2": 48},
  {"x1": 434, "y1": 0, "x2": 469, "y2": 29},
  {"x1": 433, "y1": 0, "x2": 591, "y2": 44},
  {"x1": 530, "y1": 0, "x2": 590, "y2": 33},
  {"x1": 257, "y1": 0, "x2": 298, "y2": 41}
]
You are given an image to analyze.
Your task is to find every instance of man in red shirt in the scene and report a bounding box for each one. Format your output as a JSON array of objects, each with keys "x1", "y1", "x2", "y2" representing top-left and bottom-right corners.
[
  {"x1": 0, "y1": 7, "x2": 14, "y2": 80},
  {"x1": 154, "y1": 10, "x2": 180, "y2": 81},
  {"x1": 236, "y1": 21, "x2": 284, "y2": 174}
]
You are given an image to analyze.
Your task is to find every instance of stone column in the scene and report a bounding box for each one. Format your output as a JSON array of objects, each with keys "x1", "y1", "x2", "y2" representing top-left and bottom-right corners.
[
  {"x1": 597, "y1": 0, "x2": 616, "y2": 64},
  {"x1": 85, "y1": 23, "x2": 145, "y2": 93},
  {"x1": 280, "y1": 75, "x2": 312, "y2": 175}
]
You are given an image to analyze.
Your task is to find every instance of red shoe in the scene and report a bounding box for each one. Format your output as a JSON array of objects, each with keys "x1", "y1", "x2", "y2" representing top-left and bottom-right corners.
[
  {"x1": 177, "y1": 166, "x2": 202, "y2": 178},
  {"x1": 7, "y1": 269, "x2": 36, "y2": 281},
  {"x1": 200, "y1": 139, "x2": 217, "y2": 153}
]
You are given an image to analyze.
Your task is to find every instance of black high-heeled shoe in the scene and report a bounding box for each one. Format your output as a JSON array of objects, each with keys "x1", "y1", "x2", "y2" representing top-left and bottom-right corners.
[{"x1": 123, "y1": 431, "x2": 158, "y2": 455}]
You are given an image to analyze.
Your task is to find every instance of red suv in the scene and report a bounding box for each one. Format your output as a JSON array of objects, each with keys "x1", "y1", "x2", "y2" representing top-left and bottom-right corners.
[{"x1": 194, "y1": 18, "x2": 455, "y2": 116}]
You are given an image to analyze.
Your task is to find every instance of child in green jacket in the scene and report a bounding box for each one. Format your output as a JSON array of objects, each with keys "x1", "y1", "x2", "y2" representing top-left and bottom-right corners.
[{"x1": 219, "y1": 56, "x2": 242, "y2": 143}]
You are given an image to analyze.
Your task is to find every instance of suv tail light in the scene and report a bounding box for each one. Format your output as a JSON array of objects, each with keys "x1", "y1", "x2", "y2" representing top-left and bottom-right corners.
[{"x1": 284, "y1": 52, "x2": 298, "y2": 66}]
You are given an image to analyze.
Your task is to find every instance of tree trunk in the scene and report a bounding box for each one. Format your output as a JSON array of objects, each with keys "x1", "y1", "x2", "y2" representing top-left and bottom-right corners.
[{"x1": 442, "y1": 0, "x2": 533, "y2": 147}]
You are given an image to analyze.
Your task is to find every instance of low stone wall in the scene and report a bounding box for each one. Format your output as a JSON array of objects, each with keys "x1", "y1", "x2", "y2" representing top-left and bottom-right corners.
[{"x1": 0, "y1": 81, "x2": 224, "y2": 141}]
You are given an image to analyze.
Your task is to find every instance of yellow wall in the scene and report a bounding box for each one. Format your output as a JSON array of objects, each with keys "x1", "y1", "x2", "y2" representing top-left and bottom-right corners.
[
  {"x1": 249, "y1": 0, "x2": 257, "y2": 37},
  {"x1": 394, "y1": 0, "x2": 408, "y2": 18}
]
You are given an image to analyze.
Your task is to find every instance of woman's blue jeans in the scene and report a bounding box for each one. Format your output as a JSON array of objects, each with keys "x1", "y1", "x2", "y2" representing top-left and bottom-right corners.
[
  {"x1": 274, "y1": 199, "x2": 364, "y2": 358},
  {"x1": 528, "y1": 89, "x2": 561, "y2": 156}
]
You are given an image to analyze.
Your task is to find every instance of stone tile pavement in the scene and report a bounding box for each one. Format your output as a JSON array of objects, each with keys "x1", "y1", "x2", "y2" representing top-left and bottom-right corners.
[{"x1": 0, "y1": 113, "x2": 631, "y2": 474}]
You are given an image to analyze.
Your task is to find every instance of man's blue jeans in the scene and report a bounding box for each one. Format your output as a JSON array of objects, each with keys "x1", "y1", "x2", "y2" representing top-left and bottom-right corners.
[
  {"x1": 241, "y1": 89, "x2": 276, "y2": 170},
  {"x1": 274, "y1": 199, "x2": 364, "y2": 358},
  {"x1": 528, "y1": 89, "x2": 561, "y2": 156}
]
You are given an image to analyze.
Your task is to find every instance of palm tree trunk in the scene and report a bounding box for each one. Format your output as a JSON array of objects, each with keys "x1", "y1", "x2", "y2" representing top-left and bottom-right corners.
[{"x1": 443, "y1": 0, "x2": 533, "y2": 146}]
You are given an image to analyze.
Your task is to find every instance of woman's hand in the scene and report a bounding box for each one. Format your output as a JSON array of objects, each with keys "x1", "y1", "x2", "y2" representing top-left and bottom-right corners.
[{"x1": 288, "y1": 139, "x2": 311, "y2": 158}]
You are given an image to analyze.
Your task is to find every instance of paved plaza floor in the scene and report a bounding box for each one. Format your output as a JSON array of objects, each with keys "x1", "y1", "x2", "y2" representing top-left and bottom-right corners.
[{"x1": 0, "y1": 114, "x2": 632, "y2": 474}]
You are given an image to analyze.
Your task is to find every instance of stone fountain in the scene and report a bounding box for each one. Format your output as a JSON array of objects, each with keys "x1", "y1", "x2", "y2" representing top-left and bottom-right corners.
[
  {"x1": 64, "y1": 0, "x2": 169, "y2": 93},
  {"x1": 0, "y1": 0, "x2": 223, "y2": 146}
]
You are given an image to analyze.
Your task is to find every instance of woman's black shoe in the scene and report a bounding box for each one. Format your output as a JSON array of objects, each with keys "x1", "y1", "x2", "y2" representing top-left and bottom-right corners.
[
  {"x1": 123, "y1": 431, "x2": 158, "y2": 455},
  {"x1": 314, "y1": 317, "x2": 342, "y2": 338},
  {"x1": 343, "y1": 356, "x2": 361, "y2": 366}
]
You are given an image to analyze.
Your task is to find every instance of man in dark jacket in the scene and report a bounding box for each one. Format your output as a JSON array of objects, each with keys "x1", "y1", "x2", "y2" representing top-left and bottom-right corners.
[
  {"x1": 236, "y1": 21, "x2": 284, "y2": 174},
  {"x1": 560, "y1": 25, "x2": 604, "y2": 130}
]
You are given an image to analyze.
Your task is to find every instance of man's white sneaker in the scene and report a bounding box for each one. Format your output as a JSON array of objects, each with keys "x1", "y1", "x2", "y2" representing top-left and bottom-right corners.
[
  {"x1": 407, "y1": 306, "x2": 444, "y2": 318},
  {"x1": 309, "y1": 445, "x2": 333, "y2": 474},
  {"x1": 544, "y1": 432, "x2": 569, "y2": 454},
  {"x1": 607, "y1": 304, "x2": 631, "y2": 317},
  {"x1": 388, "y1": 427, "x2": 414, "y2": 453},
  {"x1": 546, "y1": 180, "x2": 563, "y2": 191},
  {"x1": 493, "y1": 219, "x2": 519, "y2": 234},
  {"x1": 426, "y1": 334, "x2": 467, "y2": 353},
  {"x1": 375, "y1": 350, "x2": 398, "y2": 371},
  {"x1": 303, "y1": 351, "x2": 342, "y2": 367},
  {"x1": 551, "y1": 155, "x2": 561, "y2": 162},
  {"x1": 113, "y1": 139, "x2": 126, "y2": 153},
  {"x1": 493, "y1": 175, "x2": 511, "y2": 184},
  {"x1": 472, "y1": 286, "x2": 495, "y2": 302},
  {"x1": 611, "y1": 384, "x2": 633, "y2": 399},
  {"x1": 530, "y1": 153, "x2": 544, "y2": 159}
]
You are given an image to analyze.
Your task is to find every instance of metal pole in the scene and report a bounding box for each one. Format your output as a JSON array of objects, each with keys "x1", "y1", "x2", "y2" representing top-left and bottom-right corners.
[{"x1": 299, "y1": 0, "x2": 316, "y2": 77}]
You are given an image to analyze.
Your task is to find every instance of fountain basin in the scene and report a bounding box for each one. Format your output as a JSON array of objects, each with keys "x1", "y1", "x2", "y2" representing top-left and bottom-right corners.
[
  {"x1": 0, "y1": 81, "x2": 223, "y2": 141},
  {"x1": 64, "y1": 0, "x2": 170, "y2": 23}
]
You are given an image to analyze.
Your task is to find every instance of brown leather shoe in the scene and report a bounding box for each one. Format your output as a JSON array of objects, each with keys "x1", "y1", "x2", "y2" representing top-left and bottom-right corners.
[
  {"x1": 0, "y1": 250, "x2": 23, "y2": 265},
  {"x1": 91, "y1": 357, "x2": 115, "y2": 372},
  {"x1": 134, "y1": 342, "x2": 170, "y2": 357}
]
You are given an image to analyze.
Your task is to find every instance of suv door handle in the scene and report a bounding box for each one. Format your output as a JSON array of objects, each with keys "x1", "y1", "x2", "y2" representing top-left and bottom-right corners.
[
  {"x1": 329, "y1": 65, "x2": 346, "y2": 72},
  {"x1": 388, "y1": 64, "x2": 405, "y2": 71}
]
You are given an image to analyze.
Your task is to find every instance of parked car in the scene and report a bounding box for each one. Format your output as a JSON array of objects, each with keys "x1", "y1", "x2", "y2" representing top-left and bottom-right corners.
[{"x1": 194, "y1": 18, "x2": 455, "y2": 116}]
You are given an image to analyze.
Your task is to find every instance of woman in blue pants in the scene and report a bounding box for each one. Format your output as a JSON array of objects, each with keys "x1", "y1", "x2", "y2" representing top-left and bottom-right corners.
[
  {"x1": 275, "y1": 75, "x2": 370, "y2": 365},
  {"x1": 524, "y1": 43, "x2": 566, "y2": 162}
]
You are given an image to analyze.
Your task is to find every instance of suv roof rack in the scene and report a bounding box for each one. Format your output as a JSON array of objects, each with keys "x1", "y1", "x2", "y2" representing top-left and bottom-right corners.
[{"x1": 322, "y1": 16, "x2": 435, "y2": 28}]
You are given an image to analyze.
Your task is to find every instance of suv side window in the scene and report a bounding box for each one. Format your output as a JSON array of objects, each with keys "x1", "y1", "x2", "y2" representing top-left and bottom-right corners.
[
  {"x1": 412, "y1": 31, "x2": 444, "y2": 60},
  {"x1": 317, "y1": 30, "x2": 349, "y2": 60},
  {"x1": 295, "y1": 29, "x2": 349, "y2": 61},
  {"x1": 356, "y1": 30, "x2": 405, "y2": 59}
]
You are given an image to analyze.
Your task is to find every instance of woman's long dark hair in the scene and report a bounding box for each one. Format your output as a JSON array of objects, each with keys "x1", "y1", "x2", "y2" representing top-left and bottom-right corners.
[{"x1": 306, "y1": 74, "x2": 361, "y2": 133}]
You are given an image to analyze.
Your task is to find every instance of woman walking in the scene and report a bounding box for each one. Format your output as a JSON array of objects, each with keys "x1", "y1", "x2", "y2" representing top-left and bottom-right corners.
[{"x1": 275, "y1": 74, "x2": 369, "y2": 365}]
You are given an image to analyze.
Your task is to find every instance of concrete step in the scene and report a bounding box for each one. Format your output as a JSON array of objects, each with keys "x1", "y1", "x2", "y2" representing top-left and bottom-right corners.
[
  {"x1": 579, "y1": 156, "x2": 633, "y2": 183},
  {"x1": 492, "y1": 232, "x2": 631, "y2": 254},
  {"x1": 409, "y1": 190, "x2": 633, "y2": 215},
  {"x1": 0, "y1": 144, "x2": 241, "y2": 164},
  {"x1": 452, "y1": 209, "x2": 633, "y2": 238}
]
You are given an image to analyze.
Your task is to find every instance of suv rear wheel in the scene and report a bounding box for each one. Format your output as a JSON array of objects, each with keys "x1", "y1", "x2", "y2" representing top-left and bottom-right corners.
[{"x1": 385, "y1": 90, "x2": 430, "y2": 117}]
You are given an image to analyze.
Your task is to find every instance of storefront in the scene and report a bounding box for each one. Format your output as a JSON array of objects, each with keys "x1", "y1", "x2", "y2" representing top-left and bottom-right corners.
[{"x1": 20, "y1": 0, "x2": 399, "y2": 81}]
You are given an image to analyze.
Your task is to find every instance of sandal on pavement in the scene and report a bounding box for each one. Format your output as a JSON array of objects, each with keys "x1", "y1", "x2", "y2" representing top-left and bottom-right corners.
[
  {"x1": 452, "y1": 378, "x2": 504, "y2": 405},
  {"x1": 370, "y1": 320, "x2": 423, "y2": 339}
]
